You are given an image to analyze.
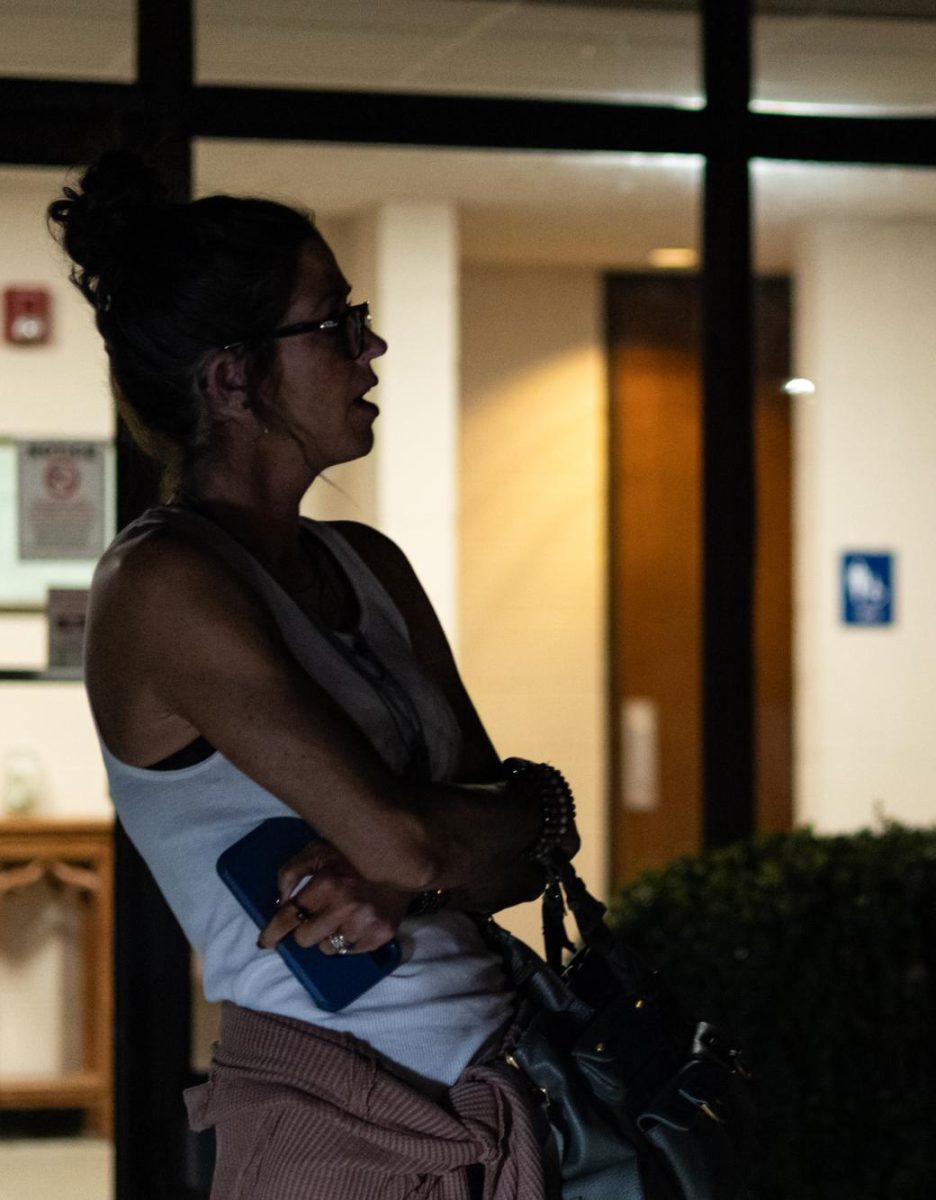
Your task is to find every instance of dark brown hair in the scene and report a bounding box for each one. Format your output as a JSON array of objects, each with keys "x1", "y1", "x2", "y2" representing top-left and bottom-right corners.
[{"x1": 48, "y1": 150, "x2": 320, "y2": 499}]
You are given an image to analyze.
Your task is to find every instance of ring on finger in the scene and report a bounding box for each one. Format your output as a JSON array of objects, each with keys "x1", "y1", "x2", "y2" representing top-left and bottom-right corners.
[{"x1": 329, "y1": 931, "x2": 354, "y2": 955}]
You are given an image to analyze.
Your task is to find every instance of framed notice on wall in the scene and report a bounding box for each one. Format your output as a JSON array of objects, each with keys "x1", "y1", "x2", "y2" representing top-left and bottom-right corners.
[
  {"x1": 17, "y1": 440, "x2": 107, "y2": 560},
  {"x1": 47, "y1": 587, "x2": 90, "y2": 674},
  {"x1": 0, "y1": 438, "x2": 115, "y2": 607}
]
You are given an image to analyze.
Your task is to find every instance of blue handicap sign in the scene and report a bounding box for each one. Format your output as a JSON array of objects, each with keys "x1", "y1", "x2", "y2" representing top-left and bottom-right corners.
[{"x1": 842, "y1": 553, "x2": 894, "y2": 626}]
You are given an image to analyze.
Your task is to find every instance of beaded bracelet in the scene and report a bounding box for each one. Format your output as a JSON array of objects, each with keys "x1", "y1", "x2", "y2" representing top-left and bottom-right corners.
[{"x1": 503, "y1": 757, "x2": 576, "y2": 864}]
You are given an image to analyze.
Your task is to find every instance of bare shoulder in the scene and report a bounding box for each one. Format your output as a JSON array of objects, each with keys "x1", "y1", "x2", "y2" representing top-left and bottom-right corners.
[
  {"x1": 85, "y1": 524, "x2": 274, "y2": 762},
  {"x1": 91, "y1": 523, "x2": 194, "y2": 602},
  {"x1": 91, "y1": 523, "x2": 264, "y2": 620},
  {"x1": 88, "y1": 525, "x2": 178, "y2": 647},
  {"x1": 87, "y1": 521, "x2": 279, "y2": 685}
]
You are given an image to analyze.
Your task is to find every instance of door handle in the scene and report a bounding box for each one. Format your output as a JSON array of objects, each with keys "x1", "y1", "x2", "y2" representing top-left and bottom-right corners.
[{"x1": 621, "y1": 697, "x2": 660, "y2": 812}]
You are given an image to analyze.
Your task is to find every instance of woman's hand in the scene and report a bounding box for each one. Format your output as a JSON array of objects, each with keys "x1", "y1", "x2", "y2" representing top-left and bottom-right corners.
[
  {"x1": 447, "y1": 821, "x2": 581, "y2": 915},
  {"x1": 257, "y1": 840, "x2": 410, "y2": 955}
]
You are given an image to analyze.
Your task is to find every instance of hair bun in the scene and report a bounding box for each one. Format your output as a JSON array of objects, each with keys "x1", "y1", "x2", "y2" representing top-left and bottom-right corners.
[{"x1": 48, "y1": 150, "x2": 168, "y2": 310}]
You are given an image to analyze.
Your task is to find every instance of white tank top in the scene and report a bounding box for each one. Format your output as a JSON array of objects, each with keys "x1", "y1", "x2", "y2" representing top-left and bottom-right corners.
[{"x1": 94, "y1": 506, "x2": 513, "y2": 1085}]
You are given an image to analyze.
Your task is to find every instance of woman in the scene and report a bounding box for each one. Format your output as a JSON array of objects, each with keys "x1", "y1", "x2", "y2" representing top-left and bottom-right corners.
[{"x1": 49, "y1": 151, "x2": 577, "y2": 1199}]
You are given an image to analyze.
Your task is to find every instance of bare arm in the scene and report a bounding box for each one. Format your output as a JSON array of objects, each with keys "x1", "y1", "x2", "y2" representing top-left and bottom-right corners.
[{"x1": 89, "y1": 529, "x2": 542, "y2": 893}]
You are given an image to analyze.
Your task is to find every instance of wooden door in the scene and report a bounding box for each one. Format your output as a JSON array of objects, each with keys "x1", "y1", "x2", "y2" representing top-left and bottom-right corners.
[{"x1": 608, "y1": 275, "x2": 792, "y2": 885}]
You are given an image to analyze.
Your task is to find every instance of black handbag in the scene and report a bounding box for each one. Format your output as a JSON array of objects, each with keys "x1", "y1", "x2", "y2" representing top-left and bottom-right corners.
[{"x1": 480, "y1": 856, "x2": 758, "y2": 1200}]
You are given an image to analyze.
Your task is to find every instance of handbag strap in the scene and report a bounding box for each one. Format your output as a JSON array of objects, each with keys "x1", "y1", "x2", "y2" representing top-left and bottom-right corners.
[
  {"x1": 475, "y1": 853, "x2": 624, "y2": 973},
  {"x1": 541, "y1": 876, "x2": 576, "y2": 970},
  {"x1": 475, "y1": 858, "x2": 650, "y2": 1015},
  {"x1": 557, "y1": 856, "x2": 613, "y2": 947},
  {"x1": 541, "y1": 852, "x2": 615, "y2": 967}
]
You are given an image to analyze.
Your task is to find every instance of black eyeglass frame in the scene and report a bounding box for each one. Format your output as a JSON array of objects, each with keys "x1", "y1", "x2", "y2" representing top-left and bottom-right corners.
[{"x1": 221, "y1": 300, "x2": 372, "y2": 358}]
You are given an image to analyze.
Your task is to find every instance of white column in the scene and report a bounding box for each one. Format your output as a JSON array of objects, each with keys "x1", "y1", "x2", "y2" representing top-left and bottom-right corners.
[
  {"x1": 305, "y1": 213, "x2": 379, "y2": 527},
  {"x1": 308, "y1": 204, "x2": 459, "y2": 644},
  {"x1": 373, "y1": 204, "x2": 459, "y2": 643}
]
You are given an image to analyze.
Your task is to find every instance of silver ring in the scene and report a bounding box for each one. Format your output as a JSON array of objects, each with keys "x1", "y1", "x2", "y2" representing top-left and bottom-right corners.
[{"x1": 329, "y1": 931, "x2": 352, "y2": 955}]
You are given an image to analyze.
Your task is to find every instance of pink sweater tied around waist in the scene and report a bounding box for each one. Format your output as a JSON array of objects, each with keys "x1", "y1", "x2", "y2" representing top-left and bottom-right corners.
[{"x1": 185, "y1": 1003, "x2": 549, "y2": 1200}]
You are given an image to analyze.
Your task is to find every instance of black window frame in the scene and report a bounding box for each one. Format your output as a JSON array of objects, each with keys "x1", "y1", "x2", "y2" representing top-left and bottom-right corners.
[{"x1": 3, "y1": 1, "x2": 936, "y2": 1194}]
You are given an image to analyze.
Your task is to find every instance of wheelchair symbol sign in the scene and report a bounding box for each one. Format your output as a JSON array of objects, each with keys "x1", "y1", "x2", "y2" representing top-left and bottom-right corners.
[{"x1": 842, "y1": 553, "x2": 893, "y2": 626}]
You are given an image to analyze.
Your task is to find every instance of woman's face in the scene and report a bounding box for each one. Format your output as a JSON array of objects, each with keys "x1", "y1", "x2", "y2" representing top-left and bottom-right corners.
[{"x1": 270, "y1": 237, "x2": 387, "y2": 474}]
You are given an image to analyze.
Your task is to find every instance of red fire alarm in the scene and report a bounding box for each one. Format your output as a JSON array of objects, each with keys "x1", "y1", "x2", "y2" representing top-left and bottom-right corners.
[{"x1": 4, "y1": 287, "x2": 52, "y2": 345}]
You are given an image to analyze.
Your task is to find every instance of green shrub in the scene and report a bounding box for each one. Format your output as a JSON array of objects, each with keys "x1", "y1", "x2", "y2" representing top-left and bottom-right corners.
[{"x1": 607, "y1": 825, "x2": 936, "y2": 1200}]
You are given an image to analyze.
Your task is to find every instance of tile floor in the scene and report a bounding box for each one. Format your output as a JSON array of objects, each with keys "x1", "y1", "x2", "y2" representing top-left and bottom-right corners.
[{"x1": 0, "y1": 1138, "x2": 111, "y2": 1200}]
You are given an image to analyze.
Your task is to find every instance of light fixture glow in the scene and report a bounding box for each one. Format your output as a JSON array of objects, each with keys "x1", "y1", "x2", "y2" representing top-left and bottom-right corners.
[
  {"x1": 648, "y1": 247, "x2": 698, "y2": 269},
  {"x1": 751, "y1": 99, "x2": 936, "y2": 118},
  {"x1": 556, "y1": 152, "x2": 704, "y2": 170},
  {"x1": 782, "y1": 377, "x2": 817, "y2": 396}
]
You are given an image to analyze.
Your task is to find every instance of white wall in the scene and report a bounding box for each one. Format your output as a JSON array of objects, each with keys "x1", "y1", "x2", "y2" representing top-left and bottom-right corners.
[
  {"x1": 0, "y1": 169, "x2": 112, "y2": 1077},
  {"x1": 0, "y1": 169, "x2": 113, "y2": 442},
  {"x1": 0, "y1": 168, "x2": 111, "y2": 817},
  {"x1": 794, "y1": 220, "x2": 936, "y2": 831},
  {"x1": 459, "y1": 265, "x2": 609, "y2": 948}
]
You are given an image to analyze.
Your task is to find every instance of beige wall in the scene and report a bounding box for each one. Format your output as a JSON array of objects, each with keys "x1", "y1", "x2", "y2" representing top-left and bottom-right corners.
[
  {"x1": 0, "y1": 169, "x2": 113, "y2": 442},
  {"x1": 459, "y1": 265, "x2": 609, "y2": 948},
  {"x1": 0, "y1": 169, "x2": 112, "y2": 1076},
  {"x1": 0, "y1": 169, "x2": 111, "y2": 817},
  {"x1": 794, "y1": 220, "x2": 936, "y2": 831}
]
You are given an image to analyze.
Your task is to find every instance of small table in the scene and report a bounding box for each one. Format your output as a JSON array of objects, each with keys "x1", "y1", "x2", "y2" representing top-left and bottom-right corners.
[{"x1": 0, "y1": 818, "x2": 113, "y2": 1137}]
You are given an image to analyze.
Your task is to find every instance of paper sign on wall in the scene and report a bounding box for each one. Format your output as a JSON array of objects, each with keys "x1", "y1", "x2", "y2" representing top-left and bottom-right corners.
[
  {"x1": 17, "y1": 440, "x2": 107, "y2": 560},
  {"x1": 842, "y1": 552, "x2": 894, "y2": 626},
  {"x1": 47, "y1": 588, "x2": 89, "y2": 674}
]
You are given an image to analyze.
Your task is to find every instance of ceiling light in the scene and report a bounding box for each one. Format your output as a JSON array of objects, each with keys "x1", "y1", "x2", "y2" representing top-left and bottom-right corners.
[
  {"x1": 648, "y1": 247, "x2": 698, "y2": 269},
  {"x1": 782, "y1": 377, "x2": 816, "y2": 395}
]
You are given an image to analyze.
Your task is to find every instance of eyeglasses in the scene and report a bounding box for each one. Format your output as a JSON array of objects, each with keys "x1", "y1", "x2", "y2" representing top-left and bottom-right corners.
[{"x1": 222, "y1": 301, "x2": 372, "y2": 359}]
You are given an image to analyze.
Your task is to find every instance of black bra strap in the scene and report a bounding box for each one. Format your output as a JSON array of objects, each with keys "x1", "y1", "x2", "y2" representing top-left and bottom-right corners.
[{"x1": 147, "y1": 735, "x2": 215, "y2": 771}]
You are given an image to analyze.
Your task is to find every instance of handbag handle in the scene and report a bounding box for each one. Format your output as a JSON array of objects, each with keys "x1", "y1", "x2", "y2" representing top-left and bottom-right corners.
[{"x1": 541, "y1": 852, "x2": 615, "y2": 967}]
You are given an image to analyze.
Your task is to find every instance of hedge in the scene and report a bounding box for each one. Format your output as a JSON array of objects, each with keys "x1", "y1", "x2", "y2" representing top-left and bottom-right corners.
[{"x1": 607, "y1": 825, "x2": 936, "y2": 1200}]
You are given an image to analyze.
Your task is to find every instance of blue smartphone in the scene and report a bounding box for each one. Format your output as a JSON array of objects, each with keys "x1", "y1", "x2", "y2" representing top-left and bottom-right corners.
[{"x1": 216, "y1": 816, "x2": 401, "y2": 1012}]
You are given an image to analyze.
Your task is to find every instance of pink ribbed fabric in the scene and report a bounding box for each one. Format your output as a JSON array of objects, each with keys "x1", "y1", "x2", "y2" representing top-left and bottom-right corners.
[{"x1": 185, "y1": 1003, "x2": 549, "y2": 1200}]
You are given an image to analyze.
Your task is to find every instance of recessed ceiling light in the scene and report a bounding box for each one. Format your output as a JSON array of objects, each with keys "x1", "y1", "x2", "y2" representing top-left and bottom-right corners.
[
  {"x1": 782, "y1": 378, "x2": 816, "y2": 395},
  {"x1": 648, "y1": 247, "x2": 698, "y2": 269}
]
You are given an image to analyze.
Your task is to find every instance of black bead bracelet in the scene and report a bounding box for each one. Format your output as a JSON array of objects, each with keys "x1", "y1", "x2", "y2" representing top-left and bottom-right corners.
[{"x1": 503, "y1": 757, "x2": 576, "y2": 864}]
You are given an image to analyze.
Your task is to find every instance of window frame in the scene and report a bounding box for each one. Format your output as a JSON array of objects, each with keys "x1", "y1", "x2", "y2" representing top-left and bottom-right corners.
[{"x1": 2, "y1": 2, "x2": 935, "y2": 1194}]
